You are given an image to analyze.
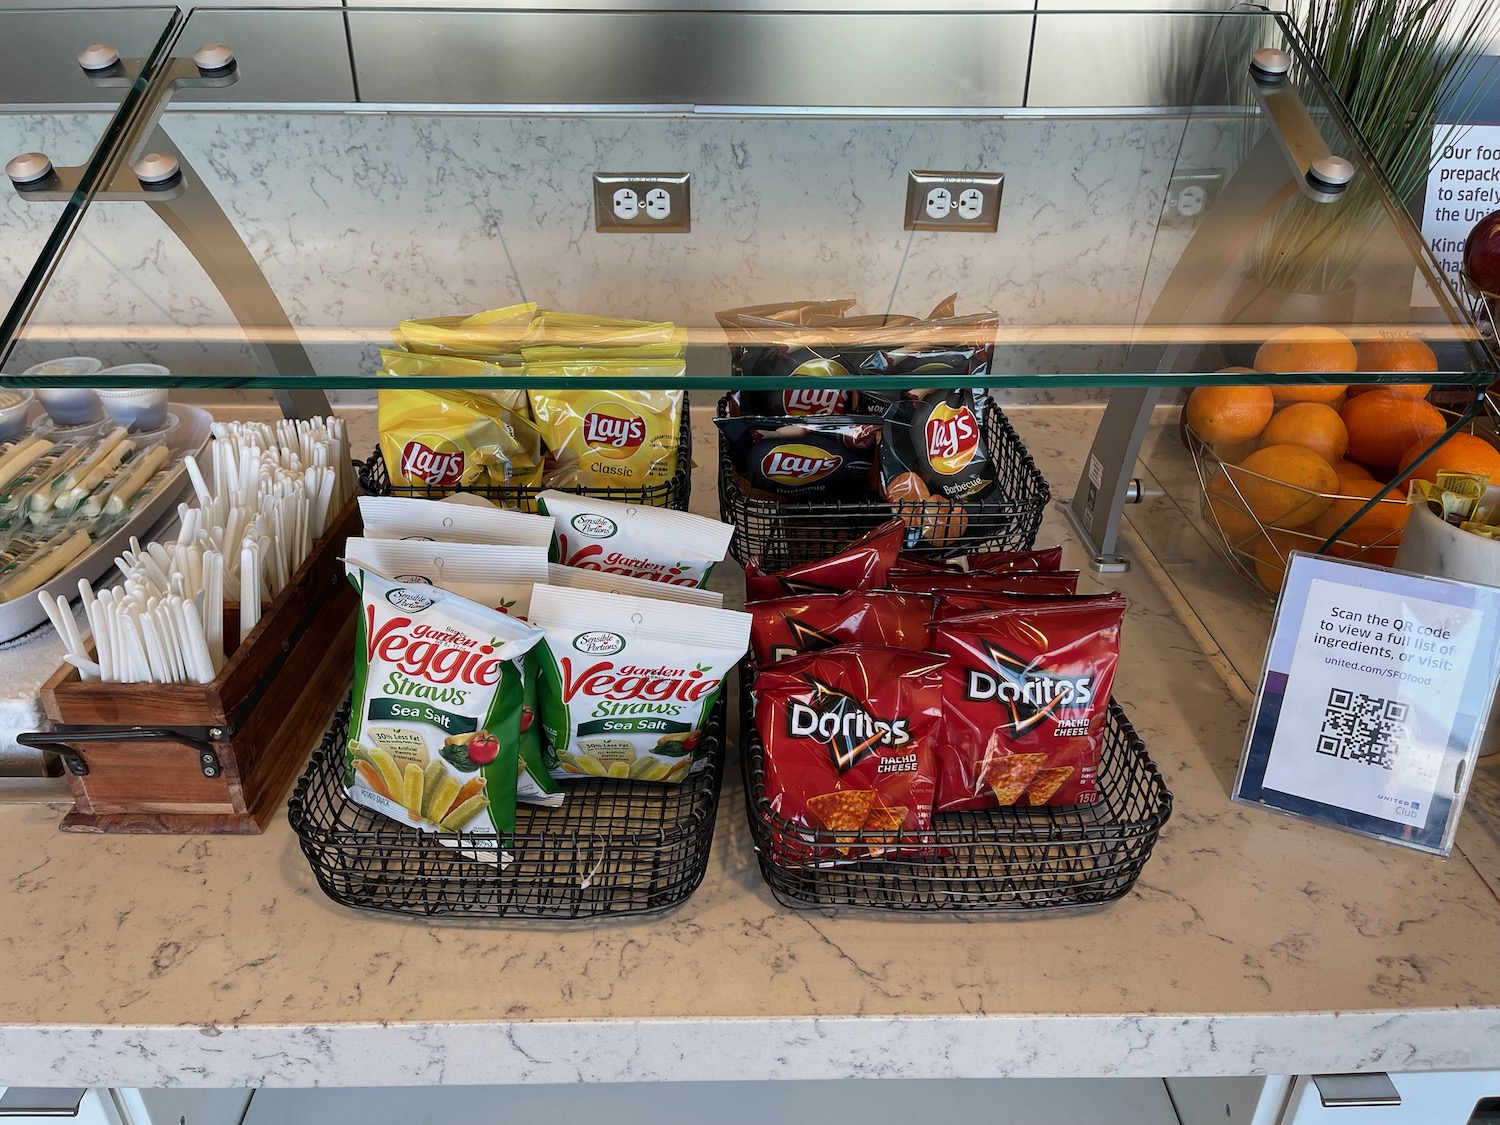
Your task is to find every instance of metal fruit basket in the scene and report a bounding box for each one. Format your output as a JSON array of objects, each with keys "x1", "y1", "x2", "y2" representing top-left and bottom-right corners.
[{"x1": 1184, "y1": 419, "x2": 1409, "y2": 596}]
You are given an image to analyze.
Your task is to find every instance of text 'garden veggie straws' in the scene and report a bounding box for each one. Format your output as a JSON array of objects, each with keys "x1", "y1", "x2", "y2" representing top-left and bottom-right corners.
[
  {"x1": 345, "y1": 564, "x2": 548, "y2": 864},
  {"x1": 529, "y1": 585, "x2": 751, "y2": 782},
  {"x1": 536, "y1": 490, "x2": 734, "y2": 588}
]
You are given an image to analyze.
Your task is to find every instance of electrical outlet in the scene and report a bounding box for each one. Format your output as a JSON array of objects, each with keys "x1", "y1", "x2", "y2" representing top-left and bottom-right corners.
[
  {"x1": 905, "y1": 171, "x2": 1003, "y2": 232},
  {"x1": 1162, "y1": 168, "x2": 1224, "y2": 226},
  {"x1": 594, "y1": 173, "x2": 690, "y2": 233}
]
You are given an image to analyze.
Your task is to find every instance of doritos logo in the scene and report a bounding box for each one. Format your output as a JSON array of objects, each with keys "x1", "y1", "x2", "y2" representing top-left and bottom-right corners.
[
  {"x1": 787, "y1": 679, "x2": 911, "y2": 771},
  {"x1": 964, "y1": 638, "x2": 1094, "y2": 734},
  {"x1": 400, "y1": 440, "x2": 464, "y2": 487},
  {"x1": 769, "y1": 616, "x2": 841, "y2": 663},
  {"x1": 924, "y1": 402, "x2": 979, "y2": 476},
  {"x1": 582, "y1": 410, "x2": 647, "y2": 450},
  {"x1": 761, "y1": 445, "x2": 843, "y2": 487}
]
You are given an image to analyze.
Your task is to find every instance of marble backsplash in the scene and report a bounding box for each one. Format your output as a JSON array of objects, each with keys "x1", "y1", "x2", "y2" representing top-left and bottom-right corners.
[{"x1": 2, "y1": 109, "x2": 1241, "y2": 405}]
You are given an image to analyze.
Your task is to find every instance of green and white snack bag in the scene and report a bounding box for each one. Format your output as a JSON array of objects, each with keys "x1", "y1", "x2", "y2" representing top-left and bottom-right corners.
[
  {"x1": 346, "y1": 563, "x2": 547, "y2": 864},
  {"x1": 543, "y1": 563, "x2": 724, "y2": 608},
  {"x1": 357, "y1": 494, "x2": 553, "y2": 549},
  {"x1": 536, "y1": 490, "x2": 734, "y2": 588},
  {"x1": 343, "y1": 537, "x2": 550, "y2": 621},
  {"x1": 529, "y1": 585, "x2": 751, "y2": 782},
  {"x1": 344, "y1": 545, "x2": 558, "y2": 805}
]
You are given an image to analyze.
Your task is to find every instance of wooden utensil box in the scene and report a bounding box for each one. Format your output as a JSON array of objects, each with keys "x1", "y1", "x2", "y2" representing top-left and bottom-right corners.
[{"x1": 28, "y1": 498, "x2": 362, "y2": 834}]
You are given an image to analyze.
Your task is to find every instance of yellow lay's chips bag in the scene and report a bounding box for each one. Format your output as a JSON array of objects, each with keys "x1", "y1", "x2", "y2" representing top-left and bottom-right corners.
[
  {"x1": 393, "y1": 302, "x2": 538, "y2": 358},
  {"x1": 527, "y1": 374, "x2": 683, "y2": 490},
  {"x1": 379, "y1": 387, "x2": 527, "y2": 493},
  {"x1": 380, "y1": 349, "x2": 544, "y2": 486}
]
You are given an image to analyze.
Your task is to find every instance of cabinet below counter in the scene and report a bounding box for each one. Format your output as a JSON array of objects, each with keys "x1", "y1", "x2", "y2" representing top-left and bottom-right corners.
[{"x1": 1, "y1": 404, "x2": 1498, "y2": 1090}]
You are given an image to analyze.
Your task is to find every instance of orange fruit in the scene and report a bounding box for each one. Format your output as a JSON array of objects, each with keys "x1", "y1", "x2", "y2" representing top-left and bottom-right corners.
[
  {"x1": 1184, "y1": 385, "x2": 1274, "y2": 445},
  {"x1": 1213, "y1": 438, "x2": 1258, "y2": 466},
  {"x1": 1327, "y1": 542, "x2": 1401, "y2": 568},
  {"x1": 1309, "y1": 478, "x2": 1408, "y2": 547},
  {"x1": 1331, "y1": 458, "x2": 1375, "y2": 481},
  {"x1": 1256, "y1": 326, "x2": 1355, "y2": 405},
  {"x1": 1347, "y1": 383, "x2": 1433, "y2": 400},
  {"x1": 1258, "y1": 402, "x2": 1348, "y2": 463},
  {"x1": 1355, "y1": 335, "x2": 1438, "y2": 374},
  {"x1": 1341, "y1": 391, "x2": 1447, "y2": 469},
  {"x1": 1271, "y1": 383, "x2": 1349, "y2": 405},
  {"x1": 1246, "y1": 527, "x2": 1324, "y2": 594},
  {"x1": 1204, "y1": 474, "x2": 1262, "y2": 542},
  {"x1": 1394, "y1": 431, "x2": 1500, "y2": 488},
  {"x1": 1255, "y1": 325, "x2": 1358, "y2": 373},
  {"x1": 1223, "y1": 444, "x2": 1338, "y2": 528}
]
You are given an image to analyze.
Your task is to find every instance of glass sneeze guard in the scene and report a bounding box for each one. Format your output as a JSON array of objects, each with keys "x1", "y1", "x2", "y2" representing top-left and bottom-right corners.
[
  {"x1": 0, "y1": 7, "x2": 181, "y2": 333},
  {"x1": 0, "y1": 6, "x2": 1490, "y2": 392}
]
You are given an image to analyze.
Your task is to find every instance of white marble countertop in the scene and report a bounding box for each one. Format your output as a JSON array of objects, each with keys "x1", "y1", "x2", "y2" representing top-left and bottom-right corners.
[{"x1": 2, "y1": 403, "x2": 1499, "y2": 1089}]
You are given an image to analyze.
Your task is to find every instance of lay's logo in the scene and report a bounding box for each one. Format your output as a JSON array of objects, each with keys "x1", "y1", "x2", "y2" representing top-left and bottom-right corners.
[
  {"x1": 924, "y1": 403, "x2": 978, "y2": 475},
  {"x1": 401, "y1": 440, "x2": 464, "y2": 487},
  {"x1": 782, "y1": 388, "x2": 846, "y2": 415},
  {"x1": 582, "y1": 410, "x2": 647, "y2": 450},
  {"x1": 761, "y1": 444, "x2": 843, "y2": 487}
]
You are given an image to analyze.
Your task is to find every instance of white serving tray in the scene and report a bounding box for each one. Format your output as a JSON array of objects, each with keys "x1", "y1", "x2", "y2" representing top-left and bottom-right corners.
[{"x1": 0, "y1": 403, "x2": 213, "y2": 643}]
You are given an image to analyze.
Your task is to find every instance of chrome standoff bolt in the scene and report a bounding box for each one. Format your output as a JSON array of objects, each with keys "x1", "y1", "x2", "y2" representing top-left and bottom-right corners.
[
  {"x1": 192, "y1": 43, "x2": 235, "y2": 71},
  {"x1": 208, "y1": 728, "x2": 224, "y2": 740},
  {"x1": 1307, "y1": 155, "x2": 1355, "y2": 193},
  {"x1": 1250, "y1": 47, "x2": 1291, "y2": 81},
  {"x1": 77, "y1": 43, "x2": 121, "y2": 71},
  {"x1": 6, "y1": 152, "x2": 53, "y2": 186},
  {"x1": 133, "y1": 151, "x2": 181, "y2": 188}
]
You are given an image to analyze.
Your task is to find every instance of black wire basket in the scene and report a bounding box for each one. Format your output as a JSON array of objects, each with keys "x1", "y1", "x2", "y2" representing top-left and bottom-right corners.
[
  {"x1": 740, "y1": 671, "x2": 1172, "y2": 912},
  {"x1": 359, "y1": 393, "x2": 692, "y2": 511},
  {"x1": 288, "y1": 693, "x2": 726, "y2": 920},
  {"x1": 717, "y1": 395, "x2": 1049, "y2": 570}
]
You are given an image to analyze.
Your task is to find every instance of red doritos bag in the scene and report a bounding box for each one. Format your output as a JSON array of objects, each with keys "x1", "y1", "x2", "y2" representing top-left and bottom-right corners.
[
  {"x1": 931, "y1": 590, "x2": 1123, "y2": 619},
  {"x1": 964, "y1": 546, "x2": 1064, "y2": 573},
  {"x1": 748, "y1": 590, "x2": 934, "y2": 666},
  {"x1": 754, "y1": 645, "x2": 945, "y2": 861},
  {"x1": 929, "y1": 594, "x2": 1126, "y2": 810},
  {"x1": 886, "y1": 569, "x2": 1081, "y2": 596},
  {"x1": 744, "y1": 518, "x2": 904, "y2": 600}
]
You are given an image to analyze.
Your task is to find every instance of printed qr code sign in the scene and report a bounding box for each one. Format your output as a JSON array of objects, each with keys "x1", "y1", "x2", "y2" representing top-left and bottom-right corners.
[{"x1": 1315, "y1": 686, "x2": 1407, "y2": 770}]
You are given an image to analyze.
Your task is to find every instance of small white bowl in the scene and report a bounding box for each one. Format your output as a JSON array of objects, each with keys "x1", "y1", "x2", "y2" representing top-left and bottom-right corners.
[
  {"x1": 22, "y1": 356, "x2": 103, "y2": 379},
  {"x1": 128, "y1": 411, "x2": 179, "y2": 452},
  {"x1": 0, "y1": 390, "x2": 34, "y2": 443},
  {"x1": 96, "y1": 376, "x2": 170, "y2": 431},
  {"x1": 36, "y1": 387, "x2": 102, "y2": 426}
]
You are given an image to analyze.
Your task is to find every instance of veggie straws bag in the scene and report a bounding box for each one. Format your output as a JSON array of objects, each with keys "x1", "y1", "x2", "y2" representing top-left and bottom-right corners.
[
  {"x1": 530, "y1": 585, "x2": 751, "y2": 782},
  {"x1": 345, "y1": 565, "x2": 547, "y2": 866},
  {"x1": 537, "y1": 490, "x2": 734, "y2": 588}
]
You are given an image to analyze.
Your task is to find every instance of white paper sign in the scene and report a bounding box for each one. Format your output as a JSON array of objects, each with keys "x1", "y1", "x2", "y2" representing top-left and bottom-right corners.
[
  {"x1": 1416, "y1": 126, "x2": 1500, "y2": 306},
  {"x1": 1235, "y1": 554, "x2": 1500, "y2": 854}
]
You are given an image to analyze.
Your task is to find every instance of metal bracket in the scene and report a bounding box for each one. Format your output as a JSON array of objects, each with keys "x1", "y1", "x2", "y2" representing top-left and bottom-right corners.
[
  {"x1": 1247, "y1": 47, "x2": 1355, "y2": 203},
  {"x1": 17, "y1": 725, "x2": 227, "y2": 779},
  {"x1": 1311, "y1": 1073, "x2": 1401, "y2": 1108},
  {"x1": 7, "y1": 44, "x2": 332, "y2": 421}
]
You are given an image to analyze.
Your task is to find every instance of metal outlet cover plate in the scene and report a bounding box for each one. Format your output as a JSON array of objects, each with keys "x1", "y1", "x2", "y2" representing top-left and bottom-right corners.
[
  {"x1": 905, "y1": 170, "x2": 1003, "y2": 232},
  {"x1": 593, "y1": 172, "x2": 691, "y2": 233}
]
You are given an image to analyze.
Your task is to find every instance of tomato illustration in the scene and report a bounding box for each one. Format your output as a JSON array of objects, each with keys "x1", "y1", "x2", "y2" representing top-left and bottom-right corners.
[
  {"x1": 468, "y1": 731, "x2": 500, "y2": 766},
  {"x1": 519, "y1": 707, "x2": 534, "y2": 734}
]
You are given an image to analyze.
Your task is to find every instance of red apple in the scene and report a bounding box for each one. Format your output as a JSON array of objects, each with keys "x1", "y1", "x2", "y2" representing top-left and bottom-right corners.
[{"x1": 1463, "y1": 208, "x2": 1500, "y2": 295}]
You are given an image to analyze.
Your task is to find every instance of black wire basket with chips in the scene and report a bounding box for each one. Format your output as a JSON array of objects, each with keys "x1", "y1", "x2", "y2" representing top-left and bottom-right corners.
[
  {"x1": 359, "y1": 393, "x2": 692, "y2": 512},
  {"x1": 716, "y1": 394, "x2": 1049, "y2": 570},
  {"x1": 738, "y1": 669, "x2": 1172, "y2": 912},
  {"x1": 289, "y1": 693, "x2": 726, "y2": 920}
]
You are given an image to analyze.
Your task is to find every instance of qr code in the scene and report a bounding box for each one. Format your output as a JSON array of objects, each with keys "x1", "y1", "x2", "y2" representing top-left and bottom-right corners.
[{"x1": 1316, "y1": 687, "x2": 1407, "y2": 770}]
